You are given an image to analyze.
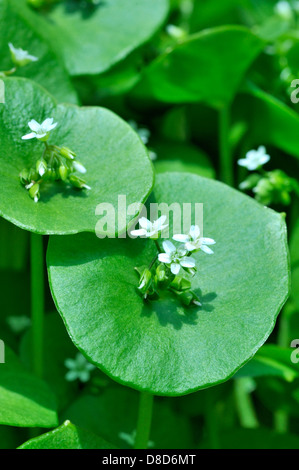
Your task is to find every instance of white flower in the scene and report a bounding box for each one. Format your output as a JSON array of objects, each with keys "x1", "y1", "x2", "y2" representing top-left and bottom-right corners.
[
  {"x1": 8, "y1": 43, "x2": 38, "y2": 67},
  {"x1": 237, "y1": 146, "x2": 270, "y2": 171},
  {"x1": 173, "y1": 225, "x2": 216, "y2": 254},
  {"x1": 64, "y1": 353, "x2": 95, "y2": 383},
  {"x1": 274, "y1": 1, "x2": 293, "y2": 20},
  {"x1": 22, "y1": 118, "x2": 58, "y2": 141},
  {"x1": 131, "y1": 215, "x2": 168, "y2": 238},
  {"x1": 72, "y1": 161, "x2": 87, "y2": 174},
  {"x1": 158, "y1": 240, "x2": 196, "y2": 275}
]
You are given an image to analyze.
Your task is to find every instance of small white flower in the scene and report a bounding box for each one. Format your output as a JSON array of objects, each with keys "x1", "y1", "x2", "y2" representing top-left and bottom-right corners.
[
  {"x1": 274, "y1": 1, "x2": 293, "y2": 20},
  {"x1": 237, "y1": 146, "x2": 270, "y2": 171},
  {"x1": 64, "y1": 353, "x2": 96, "y2": 383},
  {"x1": 173, "y1": 225, "x2": 216, "y2": 254},
  {"x1": 72, "y1": 161, "x2": 87, "y2": 174},
  {"x1": 8, "y1": 43, "x2": 38, "y2": 67},
  {"x1": 166, "y1": 24, "x2": 186, "y2": 39},
  {"x1": 158, "y1": 240, "x2": 196, "y2": 275},
  {"x1": 22, "y1": 118, "x2": 58, "y2": 141},
  {"x1": 131, "y1": 215, "x2": 168, "y2": 238}
]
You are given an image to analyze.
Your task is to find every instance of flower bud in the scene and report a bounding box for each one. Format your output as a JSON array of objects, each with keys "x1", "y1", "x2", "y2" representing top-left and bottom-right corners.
[
  {"x1": 19, "y1": 168, "x2": 29, "y2": 185},
  {"x1": 73, "y1": 160, "x2": 87, "y2": 174},
  {"x1": 60, "y1": 147, "x2": 76, "y2": 160},
  {"x1": 138, "y1": 269, "x2": 152, "y2": 294},
  {"x1": 69, "y1": 175, "x2": 91, "y2": 190},
  {"x1": 58, "y1": 164, "x2": 69, "y2": 182},
  {"x1": 36, "y1": 158, "x2": 47, "y2": 177},
  {"x1": 29, "y1": 168, "x2": 39, "y2": 181},
  {"x1": 170, "y1": 276, "x2": 191, "y2": 292},
  {"x1": 28, "y1": 183, "x2": 40, "y2": 203}
]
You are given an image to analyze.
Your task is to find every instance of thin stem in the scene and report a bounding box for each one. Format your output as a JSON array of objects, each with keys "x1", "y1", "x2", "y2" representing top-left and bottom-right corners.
[
  {"x1": 30, "y1": 233, "x2": 45, "y2": 378},
  {"x1": 154, "y1": 239, "x2": 162, "y2": 253},
  {"x1": 234, "y1": 378, "x2": 259, "y2": 429},
  {"x1": 148, "y1": 254, "x2": 158, "y2": 271},
  {"x1": 134, "y1": 392, "x2": 154, "y2": 449},
  {"x1": 204, "y1": 392, "x2": 220, "y2": 449},
  {"x1": 0, "y1": 67, "x2": 17, "y2": 77},
  {"x1": 219, "y1": 105, "x2": 234, "y2": 186}
]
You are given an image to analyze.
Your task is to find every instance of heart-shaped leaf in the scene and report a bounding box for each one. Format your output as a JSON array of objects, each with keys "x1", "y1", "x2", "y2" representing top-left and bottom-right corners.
[
  {"x1": 47, "y1": 172, "x2": 289, "y2": 395},
  {"x1": 0, "y1": 0, "x2": 78, "y2": 104},
  {"x1": 18, "y1": 420, "x2": 116, "y2": 449},
  {"x1": 22, "y1": 0, "x2": 169, "y2": 76},
  {"x1": 132, "y1": 26, "x2": 264, "y2": 108},
  {"x1": 0, "y1": 77, "x2": 153, "y2": 235},
  {"x1": 0, "y1": 346, "x2": 58, "y2": 428}
]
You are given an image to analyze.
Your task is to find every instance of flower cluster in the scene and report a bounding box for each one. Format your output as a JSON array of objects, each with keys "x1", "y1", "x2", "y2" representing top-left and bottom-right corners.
[
  {"x1": 132, "y1": 217, "x2": 215, "y2": 308},
  {"x1": 238, "y1": 146, "x2": 299, "y2": 206},
  {"x1": 20, "y1": 118, "x2": 90, "y2": 202}
]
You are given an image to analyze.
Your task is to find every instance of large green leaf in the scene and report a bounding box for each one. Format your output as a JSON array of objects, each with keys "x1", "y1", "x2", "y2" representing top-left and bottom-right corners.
[
  {"x1": 0, "y1": 77, "x2": 153, "y2": 235},
  {"x1": 18, "y1": 420, "x2": 116, "y2": 449},
  {"x1": 0, "y1": 0, "x2": 78, "y2": 104},
  {"x1": 132, "y1": 26, "x2": 264, "y2": 108},
  {"x1": 23, "y1": 0, "x2": 169, "y2": 76},
  {"x1": 47, "y1": 172, "x2": 289, "y2": 395},
  {"x1": 0, "y1": 346, "x2": 58, "y2": 428}
]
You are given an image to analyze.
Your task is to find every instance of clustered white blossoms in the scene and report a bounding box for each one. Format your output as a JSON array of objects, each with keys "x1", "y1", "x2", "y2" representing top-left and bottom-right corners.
[
  {"x1": 238, "y1": 146, "x2": 299, "y2": 206},
  {"x1": 20, "y1": 117, "x2": 90, "y2": 202},
  {"x1": 132, "y1": 217, "x2": 216, "y2": 308},
  {"x1": 64, "y1": 353, "x2": 96, "y2": 383}
]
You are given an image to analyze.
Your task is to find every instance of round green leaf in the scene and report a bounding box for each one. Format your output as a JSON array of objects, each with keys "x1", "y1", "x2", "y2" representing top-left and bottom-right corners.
[
  {"x1": 0, "y1": 77, "x2": 153, "y2": 235},
  {"x1": 132, "y1": 26, "x2": 264, "y2": 108},
  {"x1": 0, "y1": 346, "x2": 58, "y2": 428},
  {"x1": 18, "y1": 420, "x2": 116, "y2": 449},
  {"x1": 0, "y1": 0, "x2": 78, "y2": 104},
  {"x1": 23, "y1": 0, "x2": 169, "y2": 76},
  {"x1": 47, "y1": 172, "x2": 289, "y2": 395}
]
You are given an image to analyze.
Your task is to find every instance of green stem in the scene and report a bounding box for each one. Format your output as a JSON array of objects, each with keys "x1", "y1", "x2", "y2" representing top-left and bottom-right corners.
[
  {"x1": 204, "y1": 392, "x2": 220, "y2": 449},
  {"x1": 30, "y1": 233, "x2": 44, "y2": 378},
  {"x1": 219, "y1": 105, "x2": 233, "y2": 186},
  {"x1": 154, "y1": 239, "x2": 162, "y2": 253},
  {"x1": 134, "y1": 392, "x2": 154, "y2": 449},
  {"x1": 234, "y1": 378, "x2": 259, "y2": 429}
]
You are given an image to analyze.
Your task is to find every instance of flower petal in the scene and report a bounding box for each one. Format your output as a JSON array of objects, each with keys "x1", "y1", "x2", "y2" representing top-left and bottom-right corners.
[
  {"x1": 130, "y1": 229, "x2": 147, "y2": 237},
  {"x1": 180, "y1": 257, "x2": 196, "y2": 268},
  {"x1": 158, "y1": 253, "x2": 171, "y2": 264},
  {"x1": 138, "y1": 217, "x2": 151, "y2": 230},
  {"x1": 170, "y1": 263, "x2": 181, "y2": 275},
  {"x1": 190, "y1": 225, "x2": 200, "y2": 240},
  {"x1": 172, "y1": 234, "x2": 189, "y2": 243},
  {"x1": 202, "y1": 237, "x2": 216, "y2": 245},
  {"x1": 162, "y1": 240, "x2": 176, "y2": 254},
  {"x1": 28, "y1": 120, "x2": 40, "y2": 132},
  {"x1": 22, "y1": 132, "x2": 36, "y2": 140},
  {"x1": 201, "y1": 245, "x2": 214, "y2": 255}
]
